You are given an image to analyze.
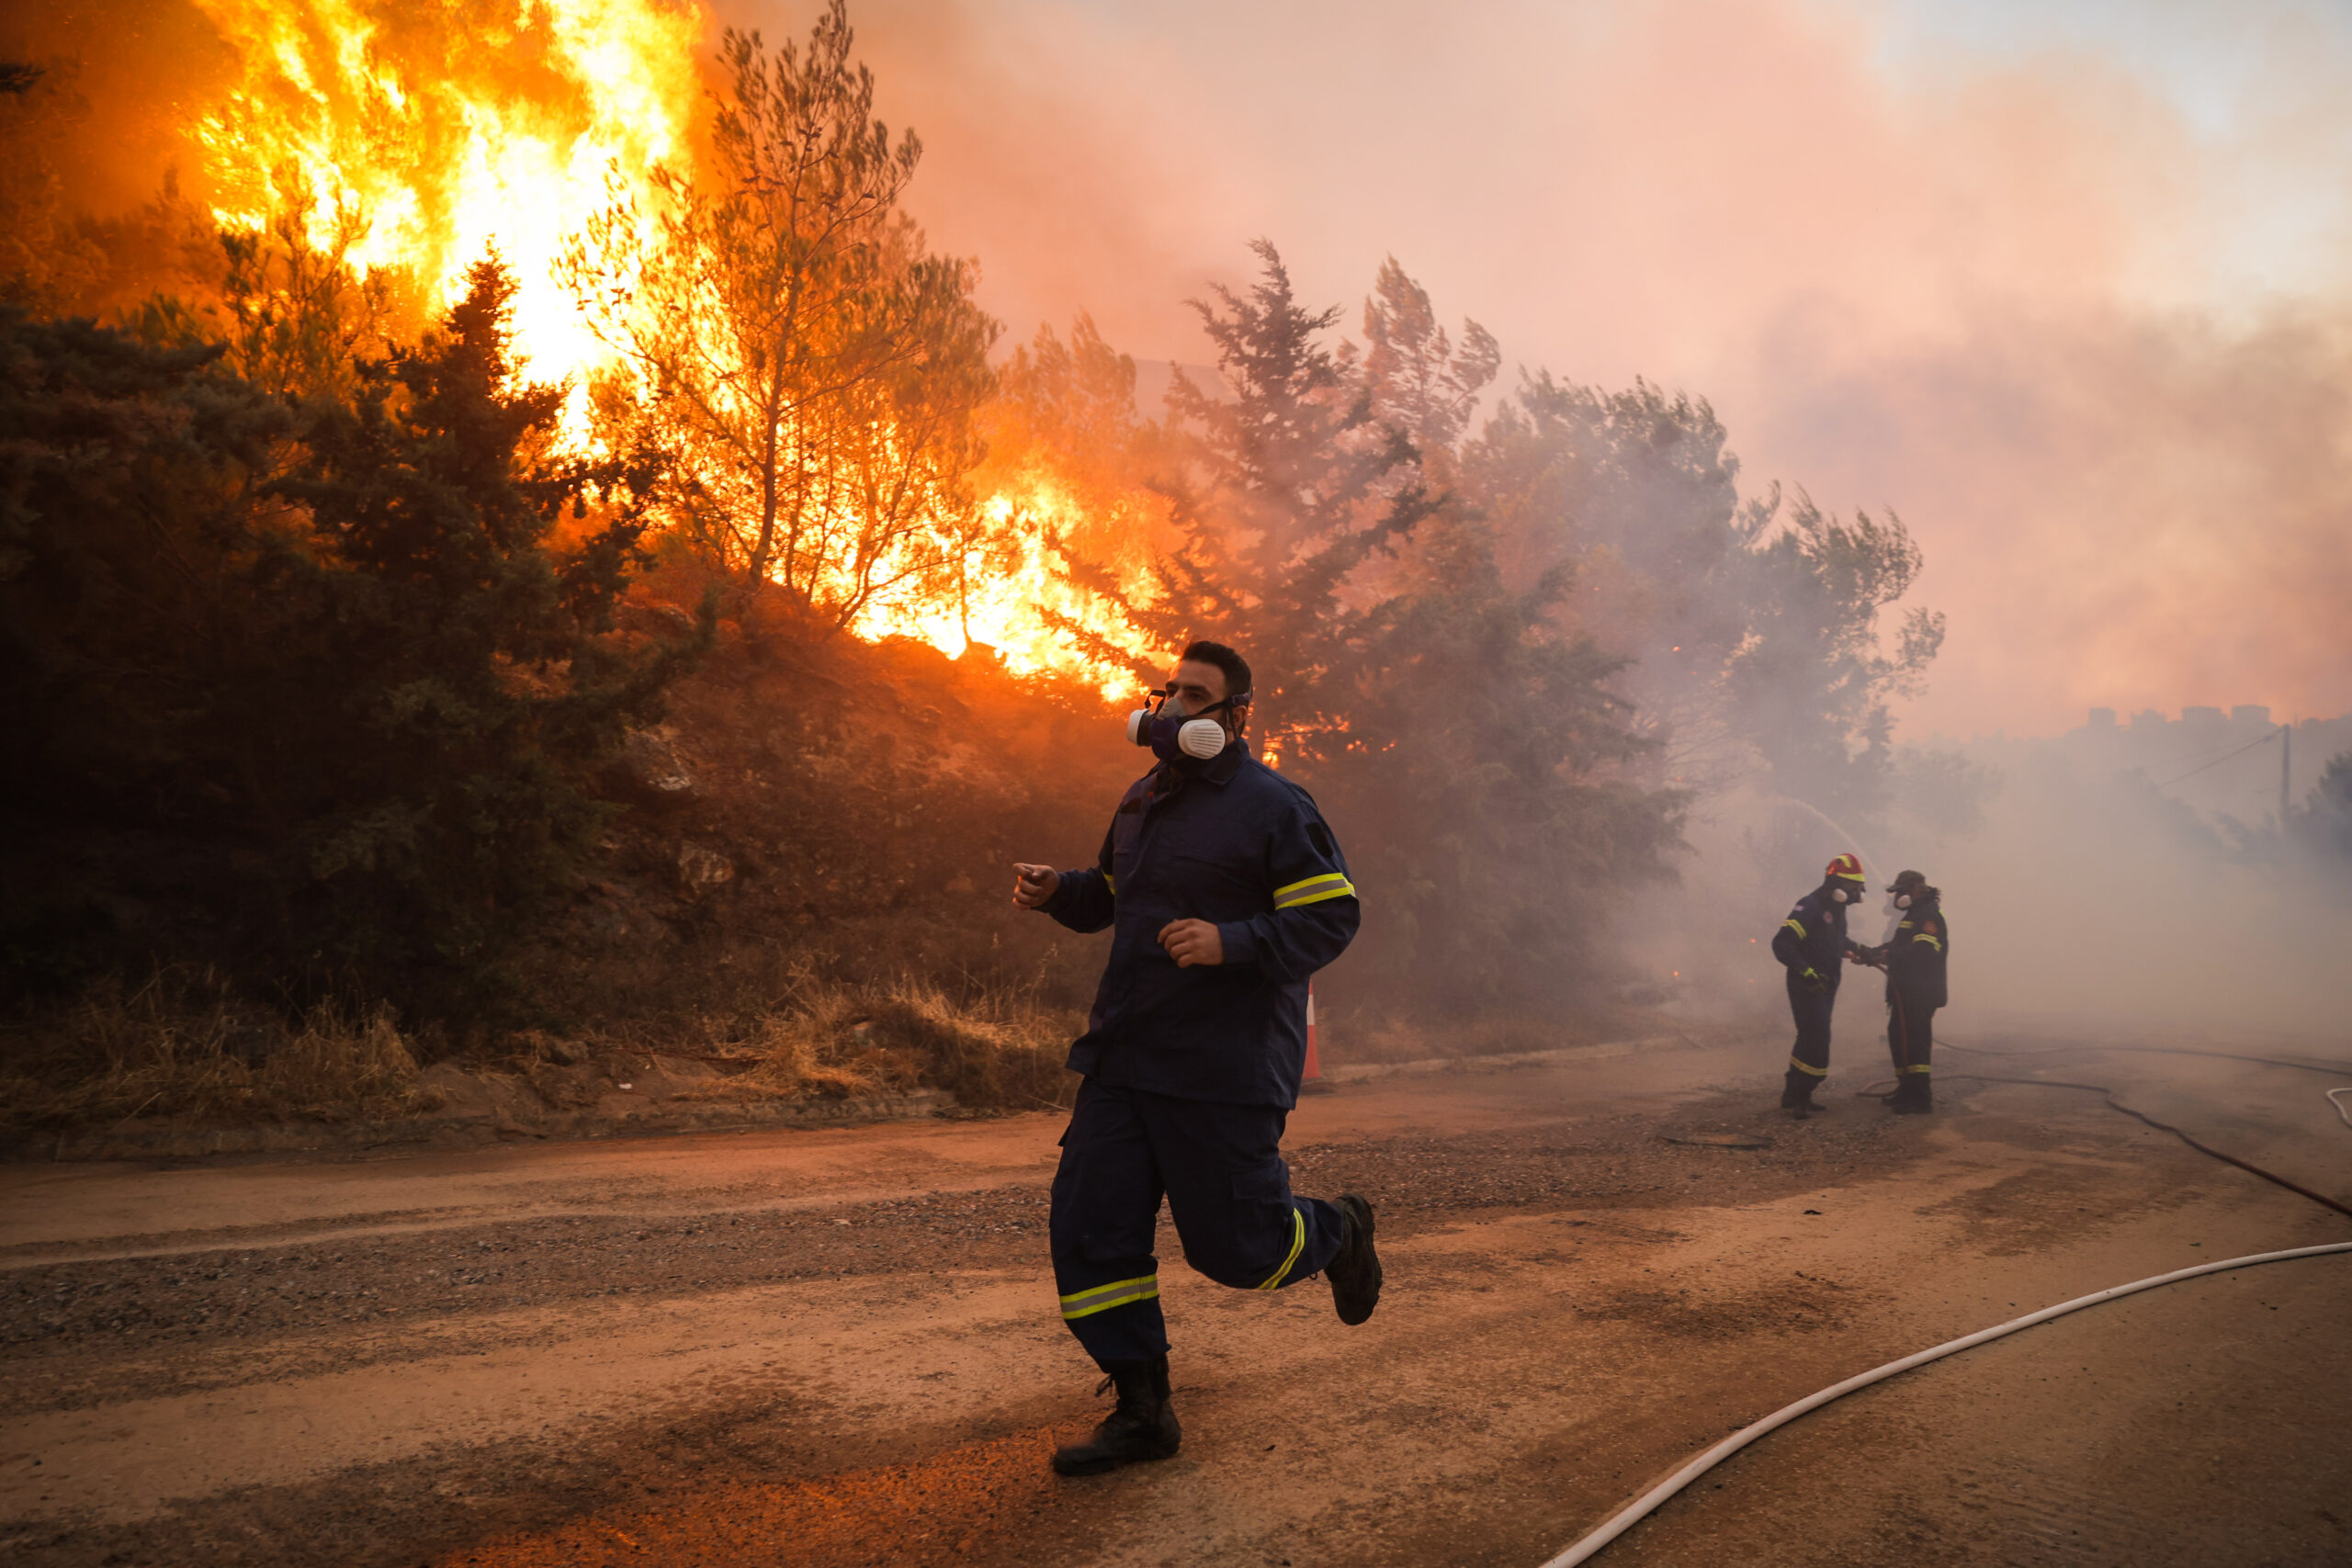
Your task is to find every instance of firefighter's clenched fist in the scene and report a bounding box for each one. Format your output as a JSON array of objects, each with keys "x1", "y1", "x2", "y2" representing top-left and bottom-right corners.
[
  {"x1": 1157, "y1": 918, "x2": 1223, "y2": 967},
  {"x1": 1011, "y1": 863, "x2": 1059, "y2": 908}
]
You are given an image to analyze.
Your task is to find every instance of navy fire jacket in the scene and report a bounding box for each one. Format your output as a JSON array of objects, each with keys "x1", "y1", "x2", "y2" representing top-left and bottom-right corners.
[
  {"x1": 1883, "y1": 897, "x2": 1951, "y2": 1009},
  {"x1": 1770, "y1": 885, "x2": 1859, "y2": 988},
  {"x1": 1042, "y1": 741, "x2": 1359, "y2": 1108}
]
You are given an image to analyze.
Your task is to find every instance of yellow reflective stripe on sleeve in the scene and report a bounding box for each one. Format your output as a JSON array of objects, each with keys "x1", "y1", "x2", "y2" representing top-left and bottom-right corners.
[
  {"x1": 1274, "y1": 873, "x2": 1356, "y2": 908},
  {"x1": 1256, "y1": 1209, "x2": 1306, "y2": 1291},
  {"x1": 1781, "y1": 919, "x2": 1807, "y2": 938},
  {"x1": 1104, "y1": 873, "x2": 1116, "y2": 895},
  {"x1": 1058, "y1": 1274, "x2": 1159, "y2": 1320},
  {"x1": 1789, "y1": 1056, "x2": 1828, "y2": 1077},
  {"x1": 1915, "y1": 934, "x2": 1942, "y2": 952}
]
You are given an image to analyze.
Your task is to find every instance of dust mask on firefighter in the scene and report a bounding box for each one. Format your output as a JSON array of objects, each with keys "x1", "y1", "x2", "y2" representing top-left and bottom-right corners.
[{"x1": 1125, "y1": 688, "x2": 1244, "y2": 762}]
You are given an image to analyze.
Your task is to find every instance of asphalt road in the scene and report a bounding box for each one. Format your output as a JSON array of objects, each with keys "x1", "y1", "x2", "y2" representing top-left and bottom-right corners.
[{"x1": 3, "y1": 1032, "x2": 2347, "y2": 1567}]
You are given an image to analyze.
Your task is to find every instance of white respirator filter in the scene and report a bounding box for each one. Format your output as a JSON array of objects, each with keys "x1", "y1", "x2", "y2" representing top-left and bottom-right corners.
[
  {"x1": 1126, "y1": 708, "x2": 1151, "y2": 745},
  {"x1": 1177, "y1": 717, "x2": 1228, "y2": 759}
]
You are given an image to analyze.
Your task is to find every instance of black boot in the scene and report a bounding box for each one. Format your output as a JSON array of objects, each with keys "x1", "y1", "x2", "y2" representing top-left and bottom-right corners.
[
  {"x1": 1780, "y1": 1079, "x2": 1821, "y2": 1114},
  {"x1": 1050, "y1": 1356, "x2": 1180, "y2": 1476},
  {"x1": 1884, "y1": 1077, "x2": 1934, "y2": 1114},
  {"x1": 1326, "y1": 1192, "x2": 1383, "y2": 1325}
]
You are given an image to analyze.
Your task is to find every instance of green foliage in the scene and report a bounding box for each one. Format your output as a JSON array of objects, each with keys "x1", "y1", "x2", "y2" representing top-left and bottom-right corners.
[
  {"x1": 2294, "y1": 750, "x2": 2352, "y2": 865},
  {"x1": 1310, "y1": 517, "x2": 1684, "y2": 1011},
  {"x1": 1063, "y1": 244, "x2": 1683, "y2": 1011},
  {"x1": 0, "y1": 260, "x2": 704, "y2": 1022},
  {"x1": 1726, "y1": 491, "x2": 1945, "y2": 814},
  {"x1": 257, "y1": 259, "x2": 707, "y2": 1011},
  {"x1": 1356, "y1": 254, "x2": 1499, "y2": 465},
  {"x1": 1119, "y1": 242, "x2": 1427, "y2": 749},
  {"x1": 1464, "y1": 373, "x2": 1944, "y2": 821},
  {"x1": 0, "y1": 311, "x2": 293, "y2": 822}
]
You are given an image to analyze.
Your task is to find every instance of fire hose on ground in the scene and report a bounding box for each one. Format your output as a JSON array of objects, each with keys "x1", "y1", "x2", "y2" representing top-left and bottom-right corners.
[{"x1": 1535, "y1": 1041, "x2": 2352, "y2": 1567}]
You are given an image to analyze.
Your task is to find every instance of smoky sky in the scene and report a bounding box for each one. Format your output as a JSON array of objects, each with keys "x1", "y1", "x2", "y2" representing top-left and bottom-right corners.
[{"x1": 749, "y1": 0, "x2": 2352, "y2": 739}]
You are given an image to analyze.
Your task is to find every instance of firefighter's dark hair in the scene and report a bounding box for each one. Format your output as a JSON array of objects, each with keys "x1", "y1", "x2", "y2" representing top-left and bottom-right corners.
[{"x1": 1178, "y1": 640, "x2": 1251, "y2": 702}]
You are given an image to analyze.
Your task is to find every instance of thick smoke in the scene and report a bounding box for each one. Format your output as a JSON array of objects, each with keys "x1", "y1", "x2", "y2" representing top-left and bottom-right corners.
[
  {"x1": 1907, "y1": 725, "x2": 2346, "y2": 1041},
  {"x1": 784, "y1": 0, "x2": 2352, "y2": 738},
  {"x1": 790, "y1": 0, "x2": 2352, "y2": 1041}
]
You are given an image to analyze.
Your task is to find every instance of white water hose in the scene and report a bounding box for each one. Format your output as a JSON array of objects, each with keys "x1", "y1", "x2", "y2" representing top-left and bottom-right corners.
[{"x1": 1537, "y1": 1241, "x2": 2352, "y2": 1568}]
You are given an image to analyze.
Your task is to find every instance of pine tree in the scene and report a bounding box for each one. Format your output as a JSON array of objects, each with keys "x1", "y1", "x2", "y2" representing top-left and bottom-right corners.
[
  {"x1": 1, "y1": 262, "x2": 705, "y2": 1020},
  {"x1": 1070, "y1": 247, "x2": 1681, "y2": 1011},
  {"x1": 1124, "y1": 241, "x2": 1428, "y2": 753}
]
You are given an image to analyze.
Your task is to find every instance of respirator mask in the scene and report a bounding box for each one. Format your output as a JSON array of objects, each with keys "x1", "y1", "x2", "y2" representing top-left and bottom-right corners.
[{"x1": 1126, "y1": 687, "x2": 1246, "y2": 762}]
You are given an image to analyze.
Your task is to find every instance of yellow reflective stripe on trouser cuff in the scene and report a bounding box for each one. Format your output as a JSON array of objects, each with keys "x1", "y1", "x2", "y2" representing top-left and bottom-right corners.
[
  {"x1": 1257, "y1": 1209, "x2": 1306, "y2": 1291},
  {"x1": 1274, "y1": 873, "x2": 1355, "y2": 908},
  {"x1": 1789, "y1": 1057, "x2": 1828, "y2": 1077},
  {"x1": 1903, "y1": 1064, "x2": 1934, "y2": 1074},
  {"x1": 1781, "y1": 919, "x2": 1806, "y2": 938},
  {"x1": 1059, "y1": 1274, "x2": 1159, "y2": 1320}
]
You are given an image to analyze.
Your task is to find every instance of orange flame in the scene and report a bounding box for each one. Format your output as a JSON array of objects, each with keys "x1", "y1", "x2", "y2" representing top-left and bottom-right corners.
[
  {"x1": 851, "y1": 481, "x2": 1170, "y2": 700},
  {"x1": 181, "y1": 0, "x2": 1161, "y2": 688},
  {"x1": 189, "y1": 0, "x2": 707, "y2": 419}
]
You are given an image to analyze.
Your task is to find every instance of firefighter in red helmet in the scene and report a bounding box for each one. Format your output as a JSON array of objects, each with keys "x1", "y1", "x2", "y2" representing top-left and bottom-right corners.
[{"x1": 1770, "y1": 853, "x2": 1867, "y2": 1115}]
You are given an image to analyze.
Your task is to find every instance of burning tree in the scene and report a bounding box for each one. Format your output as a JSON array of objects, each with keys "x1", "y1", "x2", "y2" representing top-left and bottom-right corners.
[{"x1": 565, "y1": 4, "x2": 1001, "y2": 631}]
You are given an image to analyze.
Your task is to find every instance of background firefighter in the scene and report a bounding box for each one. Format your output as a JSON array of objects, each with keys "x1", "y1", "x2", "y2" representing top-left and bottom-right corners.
[
  {"x1": 1859, "y1": 870, "x2": 1951, "y2": 1114},
  {"x1": 1012, "y1": 640, "x2": 1382, "y2": 1478},
  {"x1": 1770, "y1": 853, "x2": 1868, "y2": 1113}
]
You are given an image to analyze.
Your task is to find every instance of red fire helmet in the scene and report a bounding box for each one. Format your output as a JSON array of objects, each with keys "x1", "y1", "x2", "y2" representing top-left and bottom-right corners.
[{"x1": 1824, "y1": 852, "x2": 1866, "y2": 885}]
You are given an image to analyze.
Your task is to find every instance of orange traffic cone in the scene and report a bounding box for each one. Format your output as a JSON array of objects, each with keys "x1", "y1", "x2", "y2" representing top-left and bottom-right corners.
[{"x1": 1301, "y1": 982, "x2": 1334, "y2": 1093}]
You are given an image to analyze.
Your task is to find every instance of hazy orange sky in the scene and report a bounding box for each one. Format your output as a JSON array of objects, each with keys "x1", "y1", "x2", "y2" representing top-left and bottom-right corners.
[{"x1": 746, "y1": 0, "x2": 2352, "y2": 739}]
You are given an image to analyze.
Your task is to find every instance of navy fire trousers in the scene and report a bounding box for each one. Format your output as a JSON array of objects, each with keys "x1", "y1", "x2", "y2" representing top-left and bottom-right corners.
[
  {"x1": 1782, "y1": 970, "x2": 1839, "y2": 1092},
  {"x1": 1887, "y1": 987, "x2": 1937, "y2": 1087},
  {"x1": 1049, "y1": 1077, "x2": 1345, "y2": 1366}
]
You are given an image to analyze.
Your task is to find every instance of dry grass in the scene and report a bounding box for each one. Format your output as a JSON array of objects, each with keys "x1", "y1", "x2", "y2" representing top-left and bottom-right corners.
[
  {"x1": 656, "y1": 965, "x2": 1078, "y2": 1111},
  {"x1": 1330, "y1": 1005, "x2": 1709, "y2": 1066},
  {"x1": 0, "y1": 969, "x2": 429, "y2": 1133},
  {"x1": 0, "y1": 956, "x2": 1076, "y2": 1138}
]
